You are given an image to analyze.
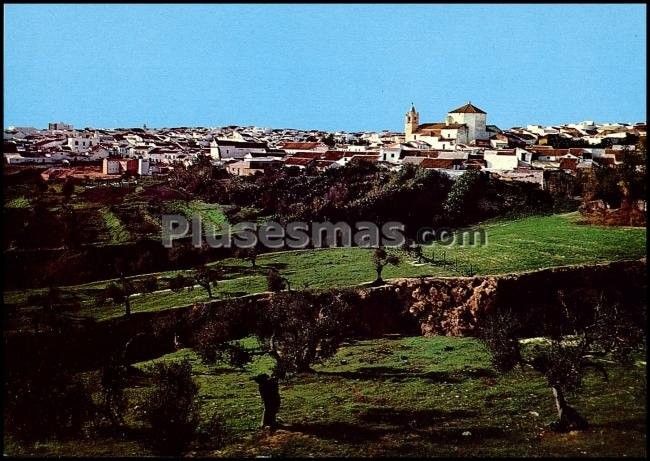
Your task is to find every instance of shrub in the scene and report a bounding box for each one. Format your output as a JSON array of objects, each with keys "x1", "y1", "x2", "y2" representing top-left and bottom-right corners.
[
  {"x1": 195, "y1": 413, "x2": 228, "y2": 450},
  {"x1": 5, "y1": 366, "x2": 96, "y2": 442},
  {"x1": 169, "y1": 273, "x2": 190, "y2": 293},
  {"x1": 266, "y1": 268, "x2": 287, "y2": 292},
  {"x1": 141, "y1": 359, "x2": 200, "y2": 455}
]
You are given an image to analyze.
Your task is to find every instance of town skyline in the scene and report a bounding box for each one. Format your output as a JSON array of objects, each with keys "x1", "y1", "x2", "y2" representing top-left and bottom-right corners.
[
  {"x1": 4, "y1": 4, "x2": 646, "y2": 131},
  {"x1": 6, "y1": 108, "x2": 647, "y2": 134}
]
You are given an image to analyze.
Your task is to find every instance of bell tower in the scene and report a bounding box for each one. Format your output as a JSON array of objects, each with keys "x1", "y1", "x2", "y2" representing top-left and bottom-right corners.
[{"x1": 404, "y1": 103, "x2": 419, "y2": 141}]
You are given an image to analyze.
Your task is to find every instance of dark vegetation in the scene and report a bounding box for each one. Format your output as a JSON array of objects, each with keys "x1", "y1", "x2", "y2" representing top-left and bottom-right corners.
[
  {"x1": 480, "y1": 290, "x2": 646, "y2": 432},
  {"x1": 2, "y1": 148, "x2": 646, "y2": 455},
  {"x1": 4, "y1": 160, "x2": 567, "y2": 289}
]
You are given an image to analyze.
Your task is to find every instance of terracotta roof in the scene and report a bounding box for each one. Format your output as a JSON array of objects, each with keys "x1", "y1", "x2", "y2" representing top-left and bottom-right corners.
[
  {"x1": 290, "y1": 151, "x2": 323, "y2": 160},
  {"x1": 278, "y1": 142, "x2": 324, "y2": 150},
  {"x1": 419, "y1": 158, "x2": 461, "y2": 169},
  {"x1": 284, "y1": 157, "x2": 315, "y2": 166},
  {"x1": 349, "y1": 155, "x2": 379, "y2": 164},
  {"x1": 559, "y1": 158, "x2": 578, "y2": 170},
  {"x1": 321, "y1": 150, "x2": 346, "y2": 161},
  {"x1": 417, "y1": 122, "x2": 466, "y2": 130},
  {"x1": 402, "y1": 156, "x2": 426, "y2": 165},
  {"x1": 449, "y1": 102, "x2": 487, "y2": 114}
]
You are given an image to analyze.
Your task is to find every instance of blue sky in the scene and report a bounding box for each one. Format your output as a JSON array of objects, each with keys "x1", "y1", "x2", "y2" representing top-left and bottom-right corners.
[{"x1": 3, "y1": 4, "x2": 646, "y2": 131}]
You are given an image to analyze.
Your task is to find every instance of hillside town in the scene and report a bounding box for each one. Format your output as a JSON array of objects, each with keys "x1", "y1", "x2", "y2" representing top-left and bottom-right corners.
[
  {"x1": 4, "y1": 2, "x2": 647, "y2": 458},
  {"x1": 4, "y1": 102, "x2": 646, "y2": 190}
]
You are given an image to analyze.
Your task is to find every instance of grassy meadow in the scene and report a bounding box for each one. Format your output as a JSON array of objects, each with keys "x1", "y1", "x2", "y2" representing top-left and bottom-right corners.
[
  {"x1": 5, "y1": 335, "x2": 645, "y2": 457},
  {"x1": 5, "y1": 212, "x2": 646, "y2": 320}
]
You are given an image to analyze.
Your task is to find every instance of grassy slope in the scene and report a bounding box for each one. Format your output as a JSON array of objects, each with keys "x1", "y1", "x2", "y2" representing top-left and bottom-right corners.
[
  {"x1": 99, "y1": 208, "x2": 131, "y2": 244},
  {"x1": 4, "y1": 213, "x2": 646, "y2": 320},
  {"x1": 167, "y1": 199, "x2": 229, "y2": 232},
  {"x1": 6, "y1": 336, "x2": 645, "y2": 457}
]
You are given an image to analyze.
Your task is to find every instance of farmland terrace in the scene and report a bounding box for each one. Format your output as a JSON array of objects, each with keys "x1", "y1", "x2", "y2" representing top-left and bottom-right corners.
[{"x1": 4, "y1": 212, "x2": 646, "y2": 322}]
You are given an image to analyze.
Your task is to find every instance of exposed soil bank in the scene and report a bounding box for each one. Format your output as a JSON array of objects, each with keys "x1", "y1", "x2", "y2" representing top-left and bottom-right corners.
[{"x1": 5, "y1": 259, "x2": 645, "y2": 372}]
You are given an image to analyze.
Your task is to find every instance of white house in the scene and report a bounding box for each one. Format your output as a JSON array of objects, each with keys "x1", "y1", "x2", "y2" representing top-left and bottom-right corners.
[
  {"x1": 210, "y1": 139, "x2": 268, "y2": 160},
  {"x1": 483, "y1": 149, "x2": 519, "y2": 170},
  {"x1": 66, "y1": 133, "x2": 100, "y2": 152}
]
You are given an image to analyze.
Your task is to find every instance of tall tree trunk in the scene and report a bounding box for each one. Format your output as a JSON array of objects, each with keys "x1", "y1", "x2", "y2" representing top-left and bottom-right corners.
[
  {"x1": 375, "y1": 267, "x2": 383, "y2": 284},
  {"x1": 551, "y1": 385, "x2": 588, "y2": 431},
  {"x1": 121, "y1": 272, "x2": 131, "y2": 317}
]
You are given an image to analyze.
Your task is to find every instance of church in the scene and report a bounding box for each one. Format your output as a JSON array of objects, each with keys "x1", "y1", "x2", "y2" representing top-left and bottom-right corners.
[{"x1": 404, "y1": 102, "x2": 489, "y2": 149}]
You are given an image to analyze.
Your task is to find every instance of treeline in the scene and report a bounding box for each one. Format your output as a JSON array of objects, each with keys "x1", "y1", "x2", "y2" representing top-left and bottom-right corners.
[
  {"x1": 172, "y1": 158, "x2": 563, "y2": 233},
  {"x1": 4, "y1": 159, "x2": 575, "y2": 289}
]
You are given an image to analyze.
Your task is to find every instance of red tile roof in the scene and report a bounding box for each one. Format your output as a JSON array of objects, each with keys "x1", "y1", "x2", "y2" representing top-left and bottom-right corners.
[
  {"x1": 417, "y1": 122, "x2": 466, "y2": 130},
  {"x1": 449, "y1": 102, "x2": 487, "y2": 114},
  {"x1": 321, "y1": 150, "x2": 346, "y2": 161},
  {"x1": 420, "y1": 158, "x2": 461, "y2": 169},
  {"x1": 290, "y1": 151, "x2": 323, "y2": 160},
  {"x1": 278, "y1": 142, "x2": 324, "y2": 150},
  {"x1": 284, "y1": 157, "x2": 315, "y2": 166},
  {"x1": 559, "y1": 158, "x2": 578, "y2": 170},
  {"x1": 349, "y1": 155, "x2": 379, "y2": 164}
]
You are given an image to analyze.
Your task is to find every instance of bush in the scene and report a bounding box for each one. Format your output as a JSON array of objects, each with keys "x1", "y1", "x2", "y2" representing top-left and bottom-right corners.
[
  {"x1": 195, "y1": 413, "x2": 227, "y2": 450},
  {"x1": 141, "y1": 359, "x2": 200, "y2": 455},
  {"x1": 266, "y1": 268, "x2": 287, "y2": 292},
  {"x1": 100, "y1": 358, "x2": 129, "y2": 428},
  {"x1": 169, "y1": 273, "x2": 190, "y2": 293},
  {"x1": 5, "y1": 366, "x2": 96, "y2": 442},
  {"x1": 141, "y1": 275, "x2": 159, "y2": 294}
]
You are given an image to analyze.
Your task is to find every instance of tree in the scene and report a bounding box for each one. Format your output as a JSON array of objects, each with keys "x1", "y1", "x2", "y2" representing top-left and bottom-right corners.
[
  {"x1": 479, "y1": 296, "x2": 644, "y2": 432},
  {"x1": 169, "y1": 273, "x2": 191, "y2": 293},
  {"x1": 61, "y1": 203, "x2": 81, "y2": 249},
  {"x1": 141, "y1": 359, "x2": 200, "y2": 455},
  {"x1": 62, "y1": 178, "x2": 75, "y2": 199},
  {"x1": 444, "y1": 170, "x2": 484, "y2": 224},
  {"x1": 236, "y1": 245, "x2": 260, "y2": 268},
  {"x1": 252, "y1": 373, "x2": 281, "y2": 429},
  {"x1": 5, "y1": 349, "x2": 96, "y2": 442},
  {"x1": 194, "y1": 290, "x2": 355, "y2": 430},
  {"x1": 141, "y1": 275, "x2": 159, "y2": 295},
  {"x1": 193, "y1": 264, "x2": 221, "y2": 298},
  {"x1": 100, "y1": 355, "x2": 129, "y2": 428},
  {"x1": 321, "y1": 133, "x2": 336, "y2": 148},
  {"x1": 267, "y1": 268, "x2": 290, "y2": 292},
  {"x1": 371, "y1": 247, "x2": 400, "y2": 285},
  {"x1": 104, "y1": 274, "x2": 134, "y2": 317}
]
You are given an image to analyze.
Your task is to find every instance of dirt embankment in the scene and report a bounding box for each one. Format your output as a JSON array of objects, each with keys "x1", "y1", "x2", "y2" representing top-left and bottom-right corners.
[{"x1": 5, "y1": 259, "x2": 646, "y2": 372}]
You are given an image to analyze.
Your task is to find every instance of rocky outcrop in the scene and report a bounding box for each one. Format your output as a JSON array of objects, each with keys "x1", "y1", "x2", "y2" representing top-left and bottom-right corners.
[{"x1": 366, "y1": 258, "x2": 646, "y2": 337}]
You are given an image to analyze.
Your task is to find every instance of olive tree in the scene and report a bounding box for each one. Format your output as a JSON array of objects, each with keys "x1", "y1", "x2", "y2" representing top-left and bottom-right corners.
[
  {"x1": 479, "y1": 296, "x2": 644, "y2": 432},
  {"x1": 371, "y1": 247, "x2": 400, "y2": 285},
  {"x1": 194, "y1": 289, "x2": 355, "y2": 430},
  {"x1": 193, "y1": 263, "x2": 221, "y2": 298}
]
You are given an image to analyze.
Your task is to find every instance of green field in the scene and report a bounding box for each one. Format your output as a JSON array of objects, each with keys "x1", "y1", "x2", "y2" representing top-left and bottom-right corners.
[
  {"x1": 167, "y1": 200, "x2": 229, "y2": 232},
  {"x1": 99, "y1": 208, "x2": 131, "y2": 244},
  {"x1": 5, "y1": 335, "x2": 644, "y2": 457},
  {"x1": 5, "y1": 213, "x2": 646, "y2": 320},
  {"x1": 5, "y1": 196, "x2": 30, "y2": 209}
]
